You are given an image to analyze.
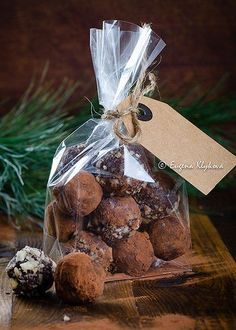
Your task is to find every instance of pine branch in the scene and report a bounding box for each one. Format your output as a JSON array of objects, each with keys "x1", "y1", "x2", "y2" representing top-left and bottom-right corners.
[{"x1": 0, "y1": 78, "x2": 90, "y2": 222}]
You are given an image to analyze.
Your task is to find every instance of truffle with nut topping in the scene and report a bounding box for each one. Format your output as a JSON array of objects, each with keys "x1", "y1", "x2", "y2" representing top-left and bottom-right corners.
[
  {"x1": 95, "y1": 145, "x2": 151, "y2": 196},
  {"x1": 6, "y1": 246, "x2": 56, "y2": 296},
  {"x1": 55, "y1": 252, "x2": 106, "y2": 304},
  {"x1": 133, "y1": 171, "x2": 179, "y2": 223},
  {"x1": 148, "y1": 215, "x2": 190, "y2": 261},
  {"x1": 57, "y1": 144, "x2": 86, "y2": 175},
  {"x1": 88, "y1": 196, "x2": 141, "y2": 246},
  {"x1": 112, "y1": 231, "x2": 154, "y2": 276},
  {"x1": 62, "y1": 231, "x2": 112, "y2": 270},
  {"x1": 45, "y1": 201, "x2": 76, "y2": 242},
  {"x1": 53, "y1": 171, "x2": 103, "y2": 217}
]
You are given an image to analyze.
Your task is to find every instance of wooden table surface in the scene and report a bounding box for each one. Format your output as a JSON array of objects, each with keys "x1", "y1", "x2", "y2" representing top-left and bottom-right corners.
[{"x1": 0, "y1": 213, "x2": 235, "y2": 330}]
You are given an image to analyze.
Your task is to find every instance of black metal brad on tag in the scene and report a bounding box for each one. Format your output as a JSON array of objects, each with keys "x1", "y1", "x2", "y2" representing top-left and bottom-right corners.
[{"x1": 137, "y1": 103, "x2": 153, "y2": 121}]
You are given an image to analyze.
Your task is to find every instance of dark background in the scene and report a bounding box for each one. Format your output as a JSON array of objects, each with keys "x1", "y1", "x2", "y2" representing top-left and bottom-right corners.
[
  {"x1": 0, "y1": 0, "x2": 236, "y2": 108},
  {"x1": 0, "y1": 0, "x2": 235, "y2": 255}
]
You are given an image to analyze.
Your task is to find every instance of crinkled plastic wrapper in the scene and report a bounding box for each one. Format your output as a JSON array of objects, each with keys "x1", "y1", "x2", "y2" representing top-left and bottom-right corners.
[{"x1": 43, "y1": 20, "x2": 191, "y2": 281}]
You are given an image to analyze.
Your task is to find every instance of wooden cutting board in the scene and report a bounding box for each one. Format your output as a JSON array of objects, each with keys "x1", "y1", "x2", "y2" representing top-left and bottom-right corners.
[{"x1": 0, "y1": 213, "x2": 235, "y2": 330}]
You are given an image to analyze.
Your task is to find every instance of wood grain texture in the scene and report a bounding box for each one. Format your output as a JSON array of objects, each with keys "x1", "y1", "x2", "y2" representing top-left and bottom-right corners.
[
  {"x1": 0, "y1": 258, "x2": 12, "y2": 330},
  {"x1": 0, "y1": 213, "x2": 236, "y2": 329}
]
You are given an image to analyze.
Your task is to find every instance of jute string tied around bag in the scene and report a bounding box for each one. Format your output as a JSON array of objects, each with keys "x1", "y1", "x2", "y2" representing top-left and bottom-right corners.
[{"x1": 101, "y1": 72, "x2": 157, "y2": 144}]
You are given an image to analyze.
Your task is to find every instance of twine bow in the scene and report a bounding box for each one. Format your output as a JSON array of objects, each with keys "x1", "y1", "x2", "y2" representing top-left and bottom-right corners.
[{"x1": 101, "y1": 72, "x2": 157, "y2": 144}]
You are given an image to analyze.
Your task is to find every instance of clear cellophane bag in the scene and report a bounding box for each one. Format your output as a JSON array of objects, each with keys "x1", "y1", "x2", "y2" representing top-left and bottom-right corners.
[{"x1": 43, "y1": 20, "x2": 191, "y2": 281}]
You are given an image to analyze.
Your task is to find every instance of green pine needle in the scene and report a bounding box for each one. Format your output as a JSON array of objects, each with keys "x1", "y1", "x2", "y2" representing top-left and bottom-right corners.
[{"x1": 0, "y1": 77, "x2": 90, "y2": 223}]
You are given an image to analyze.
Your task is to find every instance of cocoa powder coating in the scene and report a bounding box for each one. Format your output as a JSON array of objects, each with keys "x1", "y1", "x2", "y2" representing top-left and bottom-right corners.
[
  {"x1": 53, "y1": 171, "x2": 103, "y2": 217},
  {"x1": 112, "y1": 231, "x2": 154, "y2": 276},
  {"x1": 45, "y1": 201, "x2": 76, "y2": 242},
  {"x1": 149, "y1": 215, "x2": 190, "y2": 261},
  {"x1": 55, "y1": 252, "x2": 106, "y2": 304}
]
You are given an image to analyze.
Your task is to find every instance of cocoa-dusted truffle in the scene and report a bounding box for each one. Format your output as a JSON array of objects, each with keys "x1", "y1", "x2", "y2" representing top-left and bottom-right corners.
[
  {"x1": 55, "y1": 252, "x2": 105, "y2": 304},
  {"x1": 89, "y1": 196, "x2": 141, "y2": 245},
  {"x1": 6, "y1": 246, "x2": 56, "y2": 296},
  {"x1": 112, "y1": 232, "x2": 154, "y2": 276},
  {"x1": 95, "y1": 145, "x2": 150, "y2": 196},
  {"x1": 148, "y1": 215, "x2": 190, "y2": 261},
  {"x1": 53, "y1": 171, "x2": 103, "y2": 217},
  {"x1": 63, "y1": 231, "x2": 112, "y2": 270},
  {"x1": 45, "y1": 201, "x2": 76, "y2": 242},
  {"x1": 133, "y1": 171, "x2": 179, "y2": 222}
]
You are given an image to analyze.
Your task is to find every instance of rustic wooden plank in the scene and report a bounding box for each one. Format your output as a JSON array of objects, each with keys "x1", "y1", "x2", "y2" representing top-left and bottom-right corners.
[
  {"x1": 1, "y1": 213, "x2": 235, "y2": 329},
  {"x1": 0, "y1": 215, "x2": 42, "y2": 258},
  {"x1": 0, "y1": 219, "x2": 17, "y2": 258},
  {"x1": 132, "y1": 214, "x2": 236, "y2": 329},
  {"x1": 10, "y1": 280, "x2": 140, "y2": 330},
  {"x1": 0, "y1": 258, "x2": 13, "y2": 330}
]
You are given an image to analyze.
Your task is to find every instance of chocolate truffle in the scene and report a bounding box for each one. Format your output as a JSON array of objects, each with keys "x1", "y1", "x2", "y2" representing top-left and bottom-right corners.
[
  {"x1": 149, "y1": 215, "x2": 190, "y2": 261},
  {"x1": 95, "y1": 145, "x2": 150, "y2": 196},
  {"x1": 53, "y1": 171, "x2": 103, "y2": 217},
  {"x1": 6, "y1": 246, "x2": 56, "y2": 296},
  {"x1": 58, "y1": 144, "x2": 85, "y2": 175},
  {"x1": 63, "y1": 231, "x2": 112, "y2": 270},
  {"x1": 45, "y1": 201, "x2": 76, "y2": 242},
  {"x1": 112, "y1": 232, "x2": 154, "y2": 276},
  {"x1": 133, "y1": 171, "x2": 179, "y2": 222},
  {"x1": 89, "y1": 196, "x2": 141, "y2": 245},
  {"x1": 55, "y1": 252, "x2": 105, "y2": 304}
]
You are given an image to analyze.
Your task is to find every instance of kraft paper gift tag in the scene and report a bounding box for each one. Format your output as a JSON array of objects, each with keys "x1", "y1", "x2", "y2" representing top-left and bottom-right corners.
[{"x1": 119, "y1": 96, "x2": 236, "y2": 195}]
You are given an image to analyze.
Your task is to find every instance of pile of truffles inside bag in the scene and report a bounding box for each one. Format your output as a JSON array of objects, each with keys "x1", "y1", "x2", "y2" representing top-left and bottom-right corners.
[{"x1": 42, "y1": 21, "x2": 191, "y2": 303}]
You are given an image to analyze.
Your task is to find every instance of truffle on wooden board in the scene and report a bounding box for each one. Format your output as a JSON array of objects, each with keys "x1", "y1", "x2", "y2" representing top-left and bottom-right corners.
[
  {"x1": 95, "y1": 145, "x2": 151, "y2": 197},
  {"x1": 62, "y1": 231, "x2": 112, "y2": 270},
  {"x1": 6, "y1": 246, "x2": 56, "y2": 297},
  {"x1": 148, "y1": 215, "x2": 190, "y2": 261},
  {"x1": 45, "y1": 201, "x2": 76, "y2": 242},
  {"x1": 55, "y1": 252, "x2": 106, "y2": 304},
  {"x1": 53, "y1": 171, "x2": 103, "y2": 217},
  {"x1": 88, "y1": 196, "x2": 141, "y2": 245},
  {"x1": 112, "y1": 232, "x2": 154, "y2": 276}
]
